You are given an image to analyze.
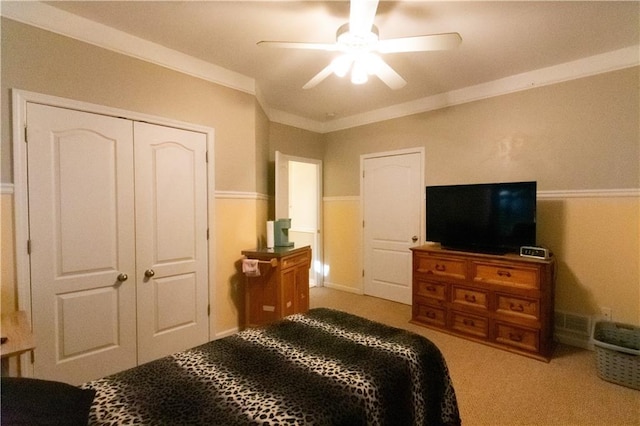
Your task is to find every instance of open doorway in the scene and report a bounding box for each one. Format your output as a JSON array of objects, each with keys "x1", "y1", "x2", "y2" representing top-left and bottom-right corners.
[{"x1": 275, "y1": 151, "x2": 323, "y2": 287}]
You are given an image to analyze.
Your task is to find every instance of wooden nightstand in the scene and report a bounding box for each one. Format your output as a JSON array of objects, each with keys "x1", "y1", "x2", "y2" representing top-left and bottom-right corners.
[
  {"x1": 1, "y1": 311, "x2": 36, "y2": 375},
  {"x1": 242, "y1": 246, "x2": 312, "y2": 327}
]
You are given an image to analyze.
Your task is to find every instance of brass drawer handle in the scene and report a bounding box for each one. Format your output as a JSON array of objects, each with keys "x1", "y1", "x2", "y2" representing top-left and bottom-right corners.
[
  {"x1": 464, "y1": 294, "x2": 477, "y2": 303},
  {"x1": 463, "y1": 318, "x2": 475, "y2": 327},
  {"x1": 426, "y1": 311, "x2": 437, "y2": 319},
  {"x1": 497, "y1": 270, "x2": 512, "y2": 277},
  {"x1": 425, "y1": 285, "x2": 437, "y2": 292},
  {"x1": 509, "y1": 332, "x2": 523, "y2": 342},
  {"x1": 509, "y1": 303, "x2": 525, "y2": 312},
  {"x1": 435, "y1": 264, "x2": 446, "y2": 272}
]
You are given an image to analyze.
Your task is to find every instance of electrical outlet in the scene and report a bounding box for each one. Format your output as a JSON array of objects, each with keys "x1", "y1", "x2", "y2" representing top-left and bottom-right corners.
[{"x1": 601, "y1": 307, "x2": 612, "y2": 321}]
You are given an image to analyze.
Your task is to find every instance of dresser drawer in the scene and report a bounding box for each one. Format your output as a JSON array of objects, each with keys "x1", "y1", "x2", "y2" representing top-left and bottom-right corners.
[
  {"x1": 495, "y1": 294, "x2": 539, "y2": 321},
  {"x1": 415, "y1": 279, "x2": 446, "y2": 301},
  {"x1": 451, "y1": 285, "x2": 489, "y2": 311},
  {"x1": 413, "y1": 303, "x2": 446, "y2": 327},
  {"x1": 281, "y1": 252, "x2": 310, "y2": 270},
  {"x1": 415, "y1": 254, "x2": 466, "y2": 280},
  {"x1": 472, "y1": 262, "x2": 539, "y2": 289},
  {"x1": 450, "y1": 311, "x2": 488, "y2": 338},
  {"x1": 495, "y1": 323, "x2": 539, "y2": 352}
]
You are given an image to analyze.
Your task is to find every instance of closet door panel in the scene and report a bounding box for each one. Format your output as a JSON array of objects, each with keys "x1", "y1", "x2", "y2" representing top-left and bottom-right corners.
[
  {"x1": 27, "y1": 103, "x2": 136, "y2": 384},
  {"x1": 134, "y1": 122, "x2": 209, "y2": 364}
]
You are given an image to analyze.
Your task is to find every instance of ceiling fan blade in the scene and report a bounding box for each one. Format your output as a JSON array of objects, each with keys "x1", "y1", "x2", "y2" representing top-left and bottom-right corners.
[
  {"x1": 377, "y1": 32, "x2": 462, "y2": 53},
  {"x1": 303, "y1": 64, "x2": 335, "y2": 89},
  {"x1": 257, "y1": 40, "x2": 339, "y2": 51},
  {"x1": 373, "y1": 58, "x2": 407, "y2": 90},
  {"x1": 349, "y1": 0, "x2": 379, "y2": 36}
]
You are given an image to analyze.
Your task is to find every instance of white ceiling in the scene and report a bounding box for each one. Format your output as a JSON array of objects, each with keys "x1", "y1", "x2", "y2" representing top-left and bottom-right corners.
[{"x1": 5, "y1": 1, "x2": 640, "y2": 132}]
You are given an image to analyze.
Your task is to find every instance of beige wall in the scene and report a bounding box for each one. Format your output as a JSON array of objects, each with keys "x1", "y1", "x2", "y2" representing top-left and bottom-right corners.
[
  {"x1": 255, "y1": 104, "x2": 271, "y2": 196},
  {"x1": 322, "y1": 198, "x2": 362, "y2": 293},
  {"x1": 269, "y1": 122, "x2": 325, "y2": 160},
  {"x1": 321, "y1": 67, "x2": 640, "y2": 324},
  {"x1": 538, "y1": 197, "x2": 639, "y2": 322},
  {"x1": 324, "y1": 68, "x2": 639, "y2": 196},
  {"x1": 214, "y1": 197, "x2": 266, "y2": 335},
  {"x1": 1, "y1": 194, "x2": 17, "y2": 314},
  {"x1": 267, "y1": 122, "x2": 325, "y2": 204}
]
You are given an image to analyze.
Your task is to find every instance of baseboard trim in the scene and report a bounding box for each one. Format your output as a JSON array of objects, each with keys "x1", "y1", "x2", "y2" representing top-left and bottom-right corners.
[
  {"x1": 215, "y1": 327, "x2": 239, "y2": 340},
  {"x1": 554, "y1": 331, "x2": 593, "y2": 350},
  {"x1": 322, "y1": 282, "x2": 363, "y2": 295}
]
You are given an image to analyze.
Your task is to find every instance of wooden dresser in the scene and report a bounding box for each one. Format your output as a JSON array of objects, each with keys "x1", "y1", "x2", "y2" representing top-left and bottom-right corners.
[
  {"x1": 410, "y1": 245, "x2": 556, "y2": 361},
  {"x1": 242, "y1": 246, "x2": 311, "y2": 328}
]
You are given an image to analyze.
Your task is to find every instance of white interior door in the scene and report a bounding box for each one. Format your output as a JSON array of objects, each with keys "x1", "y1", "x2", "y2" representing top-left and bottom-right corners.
[
  {"x1": 275, "y1": 151, "x2": 323, "y2": 286},
  {"x1": 362, "y1": 151, "x2": 423, "y2": 305},
  {"x1": 134, "y1": 122, "x2": 209, "y2": 364},
  {"x1": 28, "y1": 104, "x2": 137, "y2": 384}
]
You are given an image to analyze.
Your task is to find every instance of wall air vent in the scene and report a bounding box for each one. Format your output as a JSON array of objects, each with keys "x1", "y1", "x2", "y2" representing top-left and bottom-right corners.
[{"x1": 555, "y1": 311, "x2": 592, "y2": 349}]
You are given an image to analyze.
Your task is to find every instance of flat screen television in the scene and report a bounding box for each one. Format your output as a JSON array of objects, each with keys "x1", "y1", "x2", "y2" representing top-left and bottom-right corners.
[{"x1": 426, "y1": 181, "x2": 537, "y2": 254}]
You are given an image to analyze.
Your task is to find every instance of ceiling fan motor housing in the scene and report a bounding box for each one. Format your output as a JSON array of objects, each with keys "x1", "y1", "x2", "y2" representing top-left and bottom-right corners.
[{"x1": 337, "y1": 23, "x2": 380, "y2": 50}]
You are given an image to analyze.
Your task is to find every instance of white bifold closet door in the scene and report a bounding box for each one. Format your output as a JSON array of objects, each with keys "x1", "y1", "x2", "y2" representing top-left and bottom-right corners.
[
  {"x1": 133, "y1": 122, "x2": 208, "y2": 365},
  {"x1": 27, "y1": 103, "x2": 208, "y2": 385}
]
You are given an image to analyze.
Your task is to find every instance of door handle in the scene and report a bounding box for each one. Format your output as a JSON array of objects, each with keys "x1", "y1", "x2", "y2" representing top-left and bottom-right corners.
[
  {"x1": 412, "y1": 235, "x2": 419, "y2": 243},
  {"x1": 144, "y1": 269, "x2": 155, "y2": 278},
  {"x1": 117, "y1": 273, "x2": 128, "y2": 282}
]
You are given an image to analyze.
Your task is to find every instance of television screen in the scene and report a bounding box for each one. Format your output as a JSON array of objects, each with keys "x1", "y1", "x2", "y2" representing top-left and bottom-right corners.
[{"x1": 426, "y1": 181, "x2": 537, "y2": 254}]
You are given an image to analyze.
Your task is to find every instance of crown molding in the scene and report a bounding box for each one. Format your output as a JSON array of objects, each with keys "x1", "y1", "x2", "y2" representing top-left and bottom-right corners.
[
  {"x1": 2, "y1": 2, "x2": 637, "y2": 134},
  {"x1": 315, "y1": 46, "x2": 639, "y2": 133}
]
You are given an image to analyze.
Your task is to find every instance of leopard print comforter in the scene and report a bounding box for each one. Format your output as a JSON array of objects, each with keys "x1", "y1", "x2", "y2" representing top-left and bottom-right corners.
[{"x1": 82, "y1": 308, "x2": 460, "y2": 425}]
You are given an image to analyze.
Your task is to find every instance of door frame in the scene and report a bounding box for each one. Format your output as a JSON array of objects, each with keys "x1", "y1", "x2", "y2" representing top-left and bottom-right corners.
[
  {"x1": 12, "y1": 89, "x2": 216, "y2": 376},
  {"x1": 275, "y1": 151, "x2": 324, "y2": 287},
  {"x1": 360, "y1": 147, "x2": 425, "y2": 294}
]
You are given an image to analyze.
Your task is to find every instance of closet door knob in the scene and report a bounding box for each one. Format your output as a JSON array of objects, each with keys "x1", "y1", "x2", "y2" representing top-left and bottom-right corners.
[
  {"x1": 144, "y1": 269, "x2": 155, "y2": 278},
  {"x1": 117, "y1": 273, "x2": 128, "y2": 282},
  {"x1": 412, "y1": 235, "x2": 419, "y2": 243}
]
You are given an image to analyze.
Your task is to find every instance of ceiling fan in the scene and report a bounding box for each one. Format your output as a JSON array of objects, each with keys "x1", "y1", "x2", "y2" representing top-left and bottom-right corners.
[{"x1": 257, "y1": 0, "x2": 462, "y2": 89}]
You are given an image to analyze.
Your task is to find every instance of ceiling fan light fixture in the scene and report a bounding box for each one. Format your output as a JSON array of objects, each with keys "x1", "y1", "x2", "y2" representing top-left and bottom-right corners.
[
  {"x1": 360, "y1": 53, "x2": 383, "y2": 75},
  {"x1": 330, "y1": 54, "x2": 354, "y2": 77},
  {"x1": 260, "y1": 0, "x2": 458, "y2": 90},
  {"x1": 351, "y1": 60, "x2": 369, "y2": 85},
  {"x1": 337, "y1": 23, "x2": 379, "y2": 50}
]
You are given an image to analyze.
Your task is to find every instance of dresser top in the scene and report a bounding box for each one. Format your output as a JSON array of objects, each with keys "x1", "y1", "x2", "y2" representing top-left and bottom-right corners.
[
  {"x1": 242, "y1": 245, "x2": 310, "y2": 259},
  {"x1": 411, "y1": 244, "x2": 555, "y2": 265}
]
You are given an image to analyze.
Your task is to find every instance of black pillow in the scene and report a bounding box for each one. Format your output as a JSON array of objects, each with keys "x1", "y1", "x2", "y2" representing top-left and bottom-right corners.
[{"x1": 1, "y1": 377, "x2": 96, "y2": 425}]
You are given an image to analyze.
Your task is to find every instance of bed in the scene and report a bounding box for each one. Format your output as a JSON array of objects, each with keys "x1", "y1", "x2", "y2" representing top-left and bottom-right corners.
[{"x1": 80, "y1": 308, "x2": 460, "y2": 425}]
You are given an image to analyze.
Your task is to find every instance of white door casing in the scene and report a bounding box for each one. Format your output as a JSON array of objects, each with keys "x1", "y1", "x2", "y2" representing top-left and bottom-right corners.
[
  {"x1": 275, "y1": 151, "x2": 290, "y2": 222},
  {"x1": 362, "y1": 149, "x2": 423, "y2": 305},
  {"x1": 134, "y1": 122, "x2": 209, "y2": 364},
  {"x1": 27, "y1": 104, "x2": 138, "y2": 384}
]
